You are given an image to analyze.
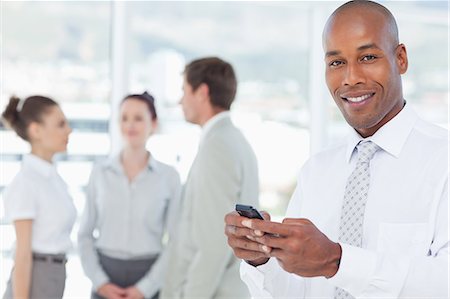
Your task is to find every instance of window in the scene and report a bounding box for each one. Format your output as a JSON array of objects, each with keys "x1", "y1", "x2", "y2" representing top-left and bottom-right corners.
[
  {"x1": 1, "y1": 2, "x2": 448, "y2": 297},
  {"x1": 1, "y1": 2, "x2": 111, "y2": 296}
]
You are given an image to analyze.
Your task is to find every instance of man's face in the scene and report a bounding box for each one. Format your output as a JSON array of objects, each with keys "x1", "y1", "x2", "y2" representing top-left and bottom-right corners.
[
  {"x1": 323, "y1": 9, "x2": 407, "y2": 137},
  {"x1": 180, "y1": 76, "x2": 202, "y2": 125}
]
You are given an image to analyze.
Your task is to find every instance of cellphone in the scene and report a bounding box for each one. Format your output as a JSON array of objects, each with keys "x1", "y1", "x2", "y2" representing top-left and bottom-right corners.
[{"x1": 235, "y1": 204, "x2": 264, "y2": 220}]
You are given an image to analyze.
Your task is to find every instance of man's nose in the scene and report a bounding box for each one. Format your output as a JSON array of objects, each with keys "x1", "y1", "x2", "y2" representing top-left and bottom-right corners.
[{"x1": 343, "y1": 63, "x2": 365, "y2": 86}]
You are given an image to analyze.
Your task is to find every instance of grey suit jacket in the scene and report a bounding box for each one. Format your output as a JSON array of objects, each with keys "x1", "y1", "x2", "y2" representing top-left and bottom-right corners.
[{"x1": 162, "y1": 115, "x2": 259, "y2": 299}]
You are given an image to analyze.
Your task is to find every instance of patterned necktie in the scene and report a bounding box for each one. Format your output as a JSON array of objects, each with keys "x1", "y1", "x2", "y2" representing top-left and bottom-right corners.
[{"x1": 335, "y1": 140, "x2": 380, "y2": 299}]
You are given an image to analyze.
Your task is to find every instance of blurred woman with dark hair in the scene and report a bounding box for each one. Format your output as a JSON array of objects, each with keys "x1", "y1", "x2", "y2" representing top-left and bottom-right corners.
[
  {"x1": 78, "y1": 92, "x2": 181, "y2": 299},
  {"x1": 1, "y1": 95, "x2": 76, "y2": 299}
]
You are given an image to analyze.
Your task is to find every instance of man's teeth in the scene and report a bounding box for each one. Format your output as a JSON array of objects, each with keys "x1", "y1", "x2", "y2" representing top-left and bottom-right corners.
[{"x1": 346, "y1": 94, "x2": 371, "y2": 103}]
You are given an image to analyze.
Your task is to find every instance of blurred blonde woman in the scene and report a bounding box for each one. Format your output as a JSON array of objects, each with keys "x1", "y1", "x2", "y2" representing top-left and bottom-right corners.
[
  {"x1": 1, "y1": 95, "x2": 76, "y2": 299},
  {"x1": 78, "y1": 92, "x2": 181, "y2": 299}
]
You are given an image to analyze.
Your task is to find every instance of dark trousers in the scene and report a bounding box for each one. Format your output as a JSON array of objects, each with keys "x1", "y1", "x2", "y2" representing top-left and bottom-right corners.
[{"x1": 92, "y1": 252, "x2": 159, "y2": 299}]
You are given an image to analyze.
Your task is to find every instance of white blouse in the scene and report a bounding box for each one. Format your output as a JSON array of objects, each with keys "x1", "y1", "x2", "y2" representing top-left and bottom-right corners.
[{"x1": 3, "y1": 154, "x2": 76, "y2": 254}]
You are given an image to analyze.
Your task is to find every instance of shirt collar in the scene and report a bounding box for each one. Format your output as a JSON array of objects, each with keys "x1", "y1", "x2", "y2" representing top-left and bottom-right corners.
[
  {"x1": 199, "y1": 111, "x2": 231, "y2": 144},
  {"x1": 106, "y1": 151, "x2": 158, "y2": 173},
  {"x1": 345, "y1": 103, "x2": 418, "y2": 163},
  {"x1": 22, "y1": 154, "x2": 56, "y2": 177}
]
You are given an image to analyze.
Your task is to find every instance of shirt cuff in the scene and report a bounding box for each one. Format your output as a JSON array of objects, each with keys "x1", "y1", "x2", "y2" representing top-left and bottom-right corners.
[
  {"x1": 327, "y1": 243, "x2": 378, "y2": 296},
  {"x1": 240, "y1": 258, "x2": 278, "y2": 298},
  {"x1": 136, "y1": 278, "x2": 159, "y2": 298},
  {"x1": 240, "y1": 260, "x2": 266, "y2": 287},
  {"x1": 92, "y1": 272, "x2": 109, "y2": 293}
]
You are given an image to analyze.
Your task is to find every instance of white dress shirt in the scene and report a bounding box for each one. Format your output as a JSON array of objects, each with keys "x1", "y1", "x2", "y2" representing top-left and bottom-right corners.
[
  {"x1": 3, "y1": 154, "x2": 76, "y2": 254},
  {"x1": 241, "y1": 104, "x2": 449, "y2": 298},
  {"x1": 78, "y1": 154, "x2": 182, "y2": 298}
]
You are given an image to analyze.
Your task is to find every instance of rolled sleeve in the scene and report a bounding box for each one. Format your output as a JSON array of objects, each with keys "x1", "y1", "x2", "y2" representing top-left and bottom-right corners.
[{"x1": 3, "y1": 178, "x2": 37, "y2": 222}]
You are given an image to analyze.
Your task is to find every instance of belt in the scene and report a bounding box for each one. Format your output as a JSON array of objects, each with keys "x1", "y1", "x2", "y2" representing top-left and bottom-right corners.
[{"x1": 32, "y1": 253, "x2": 67, "y2": 264}]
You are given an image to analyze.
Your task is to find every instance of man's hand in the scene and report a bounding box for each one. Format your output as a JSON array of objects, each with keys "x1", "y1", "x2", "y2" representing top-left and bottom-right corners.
[
  {"x1": 224, "y1": 211, "x2": 271, "y2": 266},
  {"x1": 97, "y1": 283, "x2": 127, "y2": 299},
  {"x1": 242, "y1": 217, "x2": 342, "y2": 278},
  {"x1": 124, "y1": 286, "x2": 144, "y2": 299}
]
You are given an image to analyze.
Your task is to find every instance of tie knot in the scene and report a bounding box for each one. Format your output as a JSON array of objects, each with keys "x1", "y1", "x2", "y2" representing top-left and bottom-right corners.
[{"x1": 356, "y1": 140, "x2": 379, "y2": 163}]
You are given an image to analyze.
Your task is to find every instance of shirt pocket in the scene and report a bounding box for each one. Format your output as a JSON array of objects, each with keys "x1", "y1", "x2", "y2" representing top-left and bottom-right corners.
[{"x1": 377, "y1": 222, "x2": 430, "y2": 256}]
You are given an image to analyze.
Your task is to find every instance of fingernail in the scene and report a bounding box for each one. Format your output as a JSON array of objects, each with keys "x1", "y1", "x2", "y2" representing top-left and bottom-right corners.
[
  {"x1": 242, "y1": 219, "x2": 252, "y2": 228},
  {"x1": 246, "y1": 235, "x2": 255, "y2": 241},
  {"x1": 254, "y1": 230, "x2": 263, "y2": 236},
  {"x1": 262, "y1": 245, "x2": 270, "y2": 253}
]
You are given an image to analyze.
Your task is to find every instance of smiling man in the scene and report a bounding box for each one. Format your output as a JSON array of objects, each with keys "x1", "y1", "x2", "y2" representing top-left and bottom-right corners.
[
  {"x1": 325, "y1": 1, "x2": 406, "y2": 138},
  {"x1": 224, "y1": 1, "x2": 449, "y2": 298}
]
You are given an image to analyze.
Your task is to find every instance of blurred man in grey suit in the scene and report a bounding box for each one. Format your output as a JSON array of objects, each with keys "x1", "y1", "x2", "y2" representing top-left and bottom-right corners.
[{"x1": 161, "y1": 57, "x2": 259, "y2": 298}]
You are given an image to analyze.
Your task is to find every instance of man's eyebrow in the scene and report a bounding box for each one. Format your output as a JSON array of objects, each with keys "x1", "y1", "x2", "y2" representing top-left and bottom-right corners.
[
  {"x1": 325, "y1": 43, "x2": 381, "y2": 58},
  {"x1": 325, "y1": 50, "x2": 340, "y2": 58},
  {"x1": 357, "y1": 43, "x2": 380, "y2": 51}
]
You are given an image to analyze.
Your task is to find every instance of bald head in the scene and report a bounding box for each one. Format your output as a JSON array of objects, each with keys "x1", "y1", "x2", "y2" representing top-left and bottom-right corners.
[
  {"x1": 324, "y1": 1, "x2": 399, "y2": 48},
  {"x1": 322, "y1": 0, "x2": 408, "y2": 138}
]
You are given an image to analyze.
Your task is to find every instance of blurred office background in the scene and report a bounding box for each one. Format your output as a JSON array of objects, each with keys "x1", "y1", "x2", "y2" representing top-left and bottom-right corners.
[{"x1": 1, "y1": 1, "x2": 448, "y2": 297}]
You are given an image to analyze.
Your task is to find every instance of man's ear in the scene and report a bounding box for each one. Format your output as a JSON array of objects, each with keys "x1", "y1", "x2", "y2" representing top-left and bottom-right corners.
[
  {"x1": 396, "y1": 43, "x2": 408, "y2": 74},
  {"x1": 27, "y1": 122, "x2": 42, "y2": 142},
  {"x1": 197, "y1": 83, "x2": 210, "y2": 102}
]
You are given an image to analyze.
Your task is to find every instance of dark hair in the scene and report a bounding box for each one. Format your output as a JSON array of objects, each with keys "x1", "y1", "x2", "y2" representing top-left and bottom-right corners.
[
  {"x1": 184, "y1": 57, "x2": 237, "y2": 110},
  {"x1": 122, "y1": 91, "x2": 157, "y2": 121},
  {"x1": 1, "y1": 95, "x2": 58, "y2": 141}
]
